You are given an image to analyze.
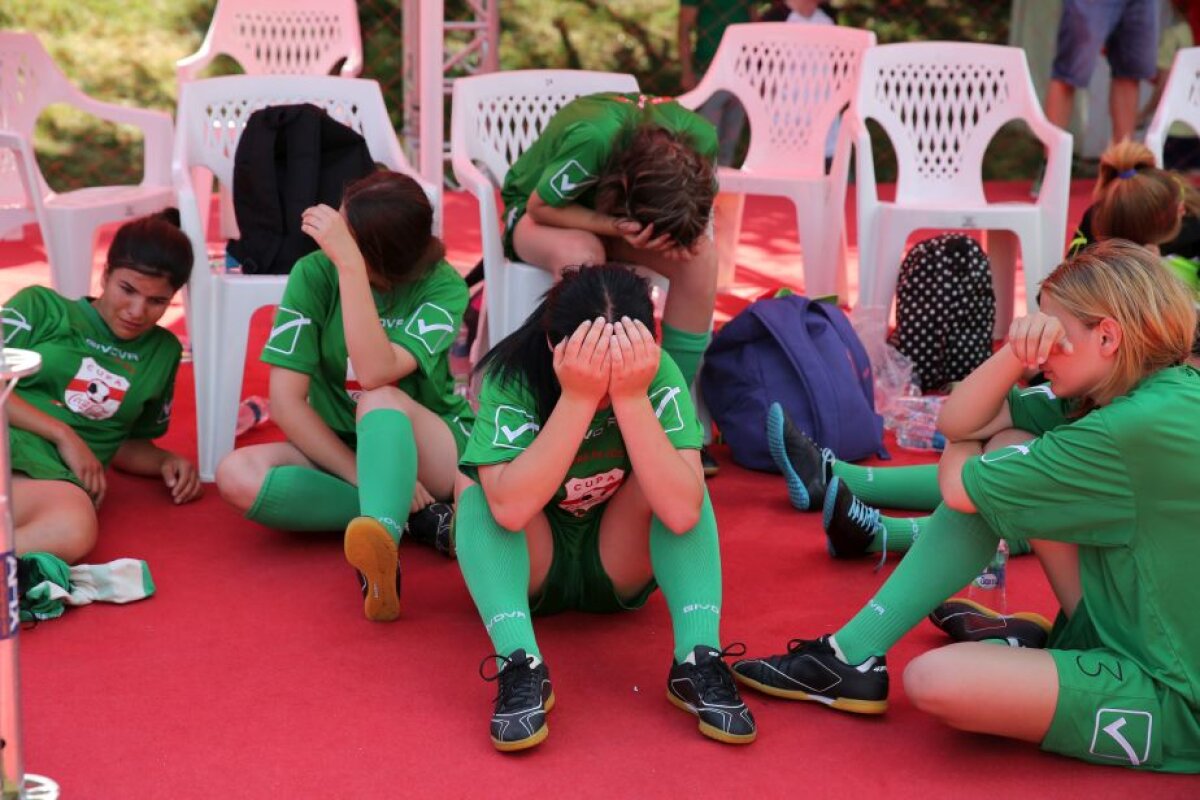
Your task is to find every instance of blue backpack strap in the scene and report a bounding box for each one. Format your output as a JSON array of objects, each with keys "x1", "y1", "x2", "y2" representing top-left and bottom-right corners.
[{"x1": 807, "y1": 300, "x2": 888, "y2": 458}]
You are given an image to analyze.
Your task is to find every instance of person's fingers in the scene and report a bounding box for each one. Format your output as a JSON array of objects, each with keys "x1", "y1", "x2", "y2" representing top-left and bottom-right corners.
[
  {"x1": 590, "y1": 323, "x2": 612, "y2": 367},
  {"x1": 565, "y1": 319, "x2": 592, "y2": 359},
  {"x1": 93, "y1": 472, "x2": 107, "y2": 509},
  {"x1": 614, "y1": 319, "x2": 635, "y2": 358},
  {"x1": 629, "y1": 222, "x2": 656, "y2": 248},
  {"x1": 579, "y1": 317, "x2": 607, "y2": 361},
  {"x1": 615, "y1": 218, "x2": 641, "y2": 235},
  {"x1": 553, "y1": 337, "x2": 567, "y2": 370},
  {"x1": 632, "y1": 319, "x2": 655, "y2": 362},
  {"x1": 1036, "y1": 322, "x2": 1059, "y2": 365},
  {"x1": 609, "y1": 333, "x2": 625, "y2": 377},
  {"x1": 647, "y1": 232, "x2": 674, "y2": 251}
]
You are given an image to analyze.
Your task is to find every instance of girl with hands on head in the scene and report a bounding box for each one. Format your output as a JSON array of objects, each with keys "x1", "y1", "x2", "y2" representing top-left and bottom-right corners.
[
  {"x1": 455, "y1": 264, "x2": 755, "y2": 753},
  {"x1": 5, "y1": 210, "x2": 200, "y2": 564},
  {"x1": 216, "y1": 170, "x2": 474, "y2": 622}
]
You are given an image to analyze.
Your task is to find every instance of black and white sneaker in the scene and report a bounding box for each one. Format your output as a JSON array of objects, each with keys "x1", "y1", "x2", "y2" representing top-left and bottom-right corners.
[
  {"x1": 667, "y1": 644, "x2": 757, "y2": 744},
  {"x1": 928, "y1": 598, "x2": 1053, "y2": 649},
  {"x1": 406, "y1": 502, "x2": 456, "y2": 559},
  {"x1": 701, "y1": 446, "x2": 720, "y2": 478},
  {"x1": 480, "y1": 649, "x2": 555, "y2": 752},
  {"x1": 344, "y1": 517, "x2": 401, "y2": 621},
  {"x1": 821, "y1": 477, "x2": 881, "y2": 559},
  {"x1": 732, "y1": 635, "x2": 888, "y2": 714},
  {"x1": 766, "y1": 402, "x2": 834, "y2": 511}
]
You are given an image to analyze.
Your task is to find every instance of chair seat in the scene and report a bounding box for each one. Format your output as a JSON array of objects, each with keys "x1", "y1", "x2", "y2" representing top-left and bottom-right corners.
[
  {"x1": 717, "y1": 165, "x2": 829, "y2": 194},
  {"x1": 44, "y1": 184, "x2": 173, "y2": 212}
]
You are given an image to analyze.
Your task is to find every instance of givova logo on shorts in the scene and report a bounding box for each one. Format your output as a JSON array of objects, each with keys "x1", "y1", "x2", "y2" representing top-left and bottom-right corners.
[{"x1": 1090, "y1": 708, "x2": 1154, "y2": 766}]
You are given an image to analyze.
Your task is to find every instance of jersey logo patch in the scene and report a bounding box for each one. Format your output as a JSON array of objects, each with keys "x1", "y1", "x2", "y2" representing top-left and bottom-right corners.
[
  {"x1": 0, "y1": 306, "x2": 31, "y2": 341},
  {"x1": 980, "y1": 443, "x2": 1032, "y2": 464},
  {"x1": 65, "y1": 357, "x2": 129, "y2": 420},
  {"x1": 548, "y1": 159, "x2": 596, "y2": 200},
  {"x1": 156, "y1": 397, "x2": 173, "y2": 426},
  {"x1": 345, "y1": 359, "x2": 364, "y2": 403},
  {"x1": 649, "y1": 385, "x2": 685, "y2": 433},
  {"x1": 265, "y1": 307, "x2": 312, "y2": 356},
  {"x1": 1090, "y1": 708, "x2": 1154, "y2": 766},
  {"x1": 493, "y1": 405, "x2": 540, "y2": 451},
  {"x1": 1018, "y1": 385, "x2": 1057, "y2": 400},
  {"x1": 559, "y1": 467, "x2": 625, "y2": 516},
  {"x1": 405, "y1": 303, "x2": 456, "y2": 354}
]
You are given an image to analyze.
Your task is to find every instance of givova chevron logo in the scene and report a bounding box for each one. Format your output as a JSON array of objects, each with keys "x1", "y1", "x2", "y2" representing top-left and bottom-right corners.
[
  {"x1": 405, "y1": 302, "x2": 456, "y2": 354},
  {"x1": 1090, "y1": 708, "x2": 1154, "y2": 766},
  {"x1": 492, "y1": 405, "x2": 540, "y2": 451},
  {"x1": 650, "y1": 385, "x2": 685, "y2": 433},
  {"x1": 265, "y1": 307, "x2": 312, "y2": 356}
]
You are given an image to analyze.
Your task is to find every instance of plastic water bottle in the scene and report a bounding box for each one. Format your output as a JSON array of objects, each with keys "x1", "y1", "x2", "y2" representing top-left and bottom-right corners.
[
  {"x1": 893, "y1": 396, "x2": 946, "y2": 452},
  {"x1": 967, "y1": 540, "x2": 1009, "y2": 629},
  {"x1": 236, "y1": 396, "x2": 270, "y2": 436}
]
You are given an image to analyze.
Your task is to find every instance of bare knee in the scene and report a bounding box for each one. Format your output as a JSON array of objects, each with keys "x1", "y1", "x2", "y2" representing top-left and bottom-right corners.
[
  {"x1": 216, "y1": 448, "x2": 269, "y2": 513},
  {"x1": 17, "y1": 500, "x2": 98, "y2": 564},
  {"x1": 904, "y1": 649, "x2": 961, "y2": 718},
  {"x1": 356, "y1": 385, "x2": 416, "y2": 419}
]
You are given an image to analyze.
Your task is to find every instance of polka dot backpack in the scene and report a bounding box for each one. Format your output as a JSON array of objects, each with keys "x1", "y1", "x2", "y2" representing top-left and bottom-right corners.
[{"x1": 887, "y1": 233, "x2": 996, "y2": 393}]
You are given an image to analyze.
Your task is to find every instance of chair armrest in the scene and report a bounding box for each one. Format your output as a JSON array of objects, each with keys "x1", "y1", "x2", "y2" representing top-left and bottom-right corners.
[
  {"x1": 452, "y1": 151, "x2": 507, "y2": 301},
  {"x1": 0, "y1": 130, "x2": 46, "y2": 216},
  {"x1": 175, "y1": 47, "x2": 215, "y2": 85},
  {"x1": 340, "y1": 50, "x2": 364, "y2": 77},
  {"x1": 71, "y1": 95, "x2": 174, "y2": 186},
  {"x1": 845, "y1": 109, "x2": 879, "y2": 207}
]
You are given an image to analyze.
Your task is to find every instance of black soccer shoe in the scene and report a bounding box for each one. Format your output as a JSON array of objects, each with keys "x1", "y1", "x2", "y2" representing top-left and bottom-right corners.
[
  {"x1": 345, "y1": 517, "x2": 401, "y2": 622},
  {"x1": 667, "y1": 644, "x2": 757, "y2": 744},
  {"x1": 732, "y1": 635, "x2": 889, "y2": 714},
  {"x1": 821, "y1": 477, "x2": 881, "y2": 559},
  {"x1": 406, "y1": 502, "x2": 456, "y2": 559},
  {"x1": 480, "y1": 649, "x2": 555, "y2": 752},
  {"x1": 766, "y1": 401, "x2": 834, "y2": 511},
  {"x1": 701, "y1": 446, "x2": 720, "y2": 478},
  {"x1": 928, "y1": 598, "x2": 1053, "y2": 649}
]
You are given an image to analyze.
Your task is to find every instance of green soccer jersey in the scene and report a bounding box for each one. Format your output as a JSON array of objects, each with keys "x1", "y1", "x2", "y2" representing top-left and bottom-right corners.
[
  {"x1": 260, "y1": 253, "x2": 473, "y2": 448},
  {"x1": 963, "y1": 366, "x2": 1200, "y2": 742},
  {"x1": 499, "y1": 92, "x2": 718, "y2": 219},
  {"x1": 680, "y1": 0, "x2": 752, "y2": 74},
  {"x1": 462, "y1": 352, "x2": 704, "y2": 525},
  {"x1": 1006, "y1": 383, "x2": 1074, "y2": 435},
  {"x1": 2, "y1": 286, "x2": 181, "y2": 473}
]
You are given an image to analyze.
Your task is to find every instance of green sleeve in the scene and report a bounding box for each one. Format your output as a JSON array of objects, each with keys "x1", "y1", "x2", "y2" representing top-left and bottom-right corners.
[
  {"x1": 260, "y1": 253, "x2": 330, "y2": 375},
  {"x1": 392, "y1": 263, "x2": 467, "y2": 377},
  {"x1": 129, "y1": 339, "x2": 181, "y2": 440},
  {"x1": 1006, "y1": 384, "x2": 1073, "y2": 436},
  {"x1": 1, "y1": 287, "x2": 59, "y2": 350},
  {"x1": 533, "y1": 123, "x2": 610, "y2": 208},
  {"x1": 461, "y1": 372, "x2": 542, "y2": 467},
  {"x1": 647, "y1": 352, "x2": 705, "y2": 450},
  {"x1": 961, "y1": 412, "x2": 1135, "y2": 547}
]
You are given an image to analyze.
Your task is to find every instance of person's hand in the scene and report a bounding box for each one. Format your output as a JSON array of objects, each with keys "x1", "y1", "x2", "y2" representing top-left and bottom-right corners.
[
  {"x1": 55, "y1": 430, "x2": 106, "y2": 508},
  {"x1": 1008, "y1": 311, "x2": 1073, "y2": 369},
  {"x1": 410, "y1": 480, "x2": 435, "y2": 513},
  {"x1": 553, "y1": 317, "x2": 612, "y2": 407},
  {"x1": 620, "y1": 221, "x2": 678, "y2": 254},
  {"x1": 161, "y1": 453, "x2": 203, "y2": 505},
  {"x1": 300, "y1": 205, "x2": 363, "y2": 271},
  {"x1": 659, "y1": 233, "x2": 708, "y2": 262},
  {"x1": 609, "y1": 317, "x2": 660, "y2": 401}
]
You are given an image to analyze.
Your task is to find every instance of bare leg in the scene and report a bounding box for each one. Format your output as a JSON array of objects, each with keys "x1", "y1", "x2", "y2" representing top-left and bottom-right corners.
[
  {"x1": 512, "y1": 212, "x2": 607, "y2": 275},
  {"x1": 13, "y1": 477, "x2": 98, "y2": 564},
  {"x1": 215, "y1": 441, "x2": 318, "y2": 514},
  {"x1": 607, "y1": 234, "x2": 718, "y2": 334},
  {"x1": 1109, "y1": 78, "x2": 1139, "y2": 144},
  {"x1": 905, "y1": 642, "x2": 1059, "y2": 743},
  {"x1": 1044, "y1": 79, "x2": 1077, "y2": 130},
  {"x1": 596, "y1": 472, "x2": 655, "y2": 599}
]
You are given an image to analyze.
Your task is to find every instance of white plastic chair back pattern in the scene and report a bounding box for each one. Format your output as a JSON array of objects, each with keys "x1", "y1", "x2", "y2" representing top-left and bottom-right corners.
[
  {"x1": 451, "y1": 70, "x2": 640, "y2": 347},
  {"x1": 1146, "y1": 47, "x2": 1200, "y2": 166},
  {"x1": 176, "y1": 0, "x2": 363, "y2": 82},
  {"x1": 174, "y1": 75, "x2": 432, "y2": 480},
  {"x1": 851, "y1": 42, "x2": 1071, "y2": 351},
  {"x1": 0, "y1": 38, "x2": 52, "y2": 211}
]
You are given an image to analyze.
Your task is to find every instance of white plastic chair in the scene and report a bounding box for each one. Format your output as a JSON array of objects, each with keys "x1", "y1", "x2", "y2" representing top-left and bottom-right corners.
[
  {"x1": 0, "y1": 32, "x2": 174, "y2": 298},
  {"x1": 850, "y1": 42, "x2": 1072, "y2": 349},
  {"x1": 1145, "y1": 47, "x2": 1200, "y2": 167},
  {"x1": 451, "y1": 69, "x2": 652, "y2": 350},
  {"x1": 176, "y1": 0, "x2": 363, "y2": 82},
  {"x1": 173, "y1": 75, "x2": 439, "y2": 481},
  {"x1": 678, "y1": 22, "x2": 876, "y2": 301}
]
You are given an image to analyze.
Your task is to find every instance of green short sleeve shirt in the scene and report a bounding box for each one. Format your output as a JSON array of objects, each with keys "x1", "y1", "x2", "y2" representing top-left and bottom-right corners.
[
  {"x1": 260, "y1": 253, "x2": 474, "y2": 448},
  {"x1": 2, "y1": 286, "x2": 181, "y2": 476},
  {"x1": 964, "y1": 366, "x2": 1200, "y2": 717},
  {"x1": 500, "y1": 92, "x2": 718, "y2": 217},
  {"x1": 462, "y1": 352, "x2": 704, "y2": 523},
  {"x1": 1006, "y1": 383, "x2": 1074, "y2": 436}
]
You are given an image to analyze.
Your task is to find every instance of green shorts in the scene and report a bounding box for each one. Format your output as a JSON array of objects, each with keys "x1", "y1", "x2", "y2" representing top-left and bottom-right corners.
[
  {"x1": 1042, "y1": 598, "x2": 1200, "y2": 773},
  {"x1": 502, "y1": 204, "x2": 525, "y2": 262},
  {"x1": 530, "y1": 509, "x2": 657, "y2": 616},
  {"x1": 11, "y1": 429, "x2": 84, "y2": 488}
]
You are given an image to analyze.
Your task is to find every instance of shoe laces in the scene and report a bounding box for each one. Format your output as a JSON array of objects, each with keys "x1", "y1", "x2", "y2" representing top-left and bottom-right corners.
[
  {"x1": 480, "y1": 653, "x2": 541, "y2": 711},
  {"x1": 841, "y1": 490, "x2": 885, "y2": 570},
  {"x1": 820, "y1": 448, "x2": 836, "y2": 484},
  {"x1": 691, "y1": 643, "x2": 746, "y2": 704}
]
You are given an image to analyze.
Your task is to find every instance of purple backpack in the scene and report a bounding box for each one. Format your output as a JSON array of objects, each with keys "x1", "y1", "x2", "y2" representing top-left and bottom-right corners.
[{"x1": 701, "y1": 295, "x2": 886, "y2": 471}]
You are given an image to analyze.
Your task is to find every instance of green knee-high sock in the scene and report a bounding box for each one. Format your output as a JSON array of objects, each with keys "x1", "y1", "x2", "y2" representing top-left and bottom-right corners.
[
  {"x1": 660, "y1": 323, "x2": 710, "y2": 390},
  {"x1": 868, "y1": 514, "x2": 929, "y2": 553},
  {"x1": 247, "y1": 466, "x2": 360, "y2": 531},
  {"x1": 832, "y1": 503, "x2": 1000, "y2": 664},
  {"x1": 455, "y1": 484, "x2": 540, "y2": 660},
  {"x1": 356, "y1": 409, "x2": 418, "y2": 543},
  {"x1": 650, "y1": 491, "x2": 723, "y2": 662},
  {"x1": 831, "y1": 462, "x2": 941, "y2": 510}
]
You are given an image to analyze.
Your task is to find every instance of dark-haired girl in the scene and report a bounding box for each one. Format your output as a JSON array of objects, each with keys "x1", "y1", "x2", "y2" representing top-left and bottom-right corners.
[
  {"x1": 5, "y1": 209, "x2": 201, "y2": 563},
  {"x1": 216, "y1": 170, "x2": 473, "y2": 622},
  {"x1": 456, "y1": 263, "x2": 754, "y2": 752},
  {"x1": 502, "y1": 93, "x2": 720, "y2": 469}
]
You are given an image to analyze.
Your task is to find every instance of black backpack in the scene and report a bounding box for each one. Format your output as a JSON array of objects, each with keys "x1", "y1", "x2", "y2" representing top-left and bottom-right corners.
[{"x1": 887, "y1": 233, "x2": 996, "y2": 392}]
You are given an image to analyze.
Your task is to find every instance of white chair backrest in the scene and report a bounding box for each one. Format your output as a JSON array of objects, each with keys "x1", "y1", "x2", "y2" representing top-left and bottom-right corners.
[
  {"x1": 174, "y1": 75, "x2": 408, "y2": 188},
  {"x1": 855, "y1": 42, "x2": 1045, "y2": 205},
  {"x1": 182, "y1": 0, "x2": 363, "y2": 79},
  {"x1": 451, "y1": 70, "x2": 640, "y2": 187},
  {"x1": 1146, "y1": 46, "x2": 1200, "y2": 163},
  {"x1": 700, "y1": 23, "x2": 875, "y2": 173}
]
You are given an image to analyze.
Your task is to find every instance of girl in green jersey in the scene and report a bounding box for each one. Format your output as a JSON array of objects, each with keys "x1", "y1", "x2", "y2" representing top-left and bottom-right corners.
[
  {"x1": 6, "y1": 210, "x2": 201, "y2": 563},
  {"x1": 216, "y1": 171, "x2": 473, "y2": 622}
]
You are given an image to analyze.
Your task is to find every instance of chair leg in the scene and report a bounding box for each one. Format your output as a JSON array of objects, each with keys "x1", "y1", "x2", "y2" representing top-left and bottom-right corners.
[
  {"x1": 984, "y1": 229, "x2": 1019, "y2": 339},
  {"x1": 201, "y1": 303, "x2": 255, "y2": 482},
  {"x1": 43, "y1": 219, "x2": 97, "y2": 299},
  {"x1": 794, "y1": 197, "x2": 838, "y2": 300}
]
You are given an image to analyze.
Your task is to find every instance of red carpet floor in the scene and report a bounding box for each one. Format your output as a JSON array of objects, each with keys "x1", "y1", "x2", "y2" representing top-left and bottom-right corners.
[{"x1": 4, "y1": 183, "x2": 1197, "y2": 797}]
